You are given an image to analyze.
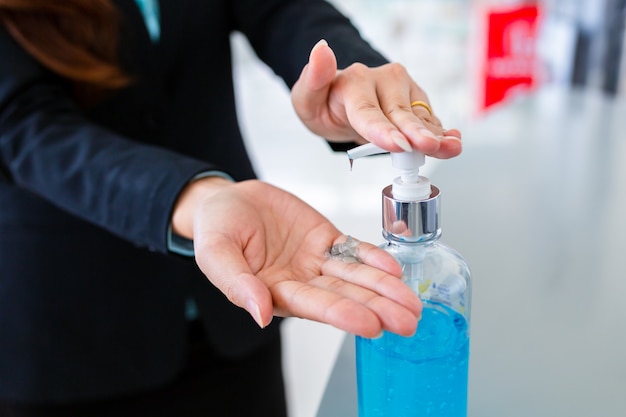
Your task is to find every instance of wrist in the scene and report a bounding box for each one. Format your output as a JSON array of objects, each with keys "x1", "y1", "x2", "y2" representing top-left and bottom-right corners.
[{"x1": 171, "y1": 175, "x2": 233, "y2": 240}]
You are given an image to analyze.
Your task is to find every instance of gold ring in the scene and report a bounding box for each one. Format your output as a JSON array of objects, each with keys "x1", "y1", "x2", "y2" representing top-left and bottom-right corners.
[{"x1": 410, "y1": 100, "x2": 432, "y2": 116}]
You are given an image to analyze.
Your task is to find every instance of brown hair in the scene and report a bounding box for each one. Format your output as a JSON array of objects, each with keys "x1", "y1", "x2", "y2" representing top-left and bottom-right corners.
[{"x1": 0, "y1": 0, "x2": 130, "y2": 91}]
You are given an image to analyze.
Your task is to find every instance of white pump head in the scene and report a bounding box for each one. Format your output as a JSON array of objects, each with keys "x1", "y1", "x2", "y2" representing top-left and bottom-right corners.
[{"x1": 347, "y1": 143, "x2": 432, "y2": 201}]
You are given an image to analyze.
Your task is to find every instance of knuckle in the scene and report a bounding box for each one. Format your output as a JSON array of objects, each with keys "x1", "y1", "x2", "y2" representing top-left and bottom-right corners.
[
  {"x1": 355, "y1": 100, "x2": 379, "y2": 113},
  {"x1": 385, "y1": 102, "x2": 412, "y2": 117},
  {"x1": 344, "y1": 62, "x2": 369, "y2": 76},
  {"x1": 385, "y1": 62, "x2": 409, "y2": 79},
  {"x1": 338, "y1": 63, "x2": 370, "y2": 85},
  {"x1": 221, "y1": 277, "x2": 241, "y2": 305}
]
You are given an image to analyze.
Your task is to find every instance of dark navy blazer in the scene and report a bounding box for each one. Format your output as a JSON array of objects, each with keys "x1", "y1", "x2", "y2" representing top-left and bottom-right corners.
[{"x1": 0, "y1": 0, "x2": 387, "y2": 402}]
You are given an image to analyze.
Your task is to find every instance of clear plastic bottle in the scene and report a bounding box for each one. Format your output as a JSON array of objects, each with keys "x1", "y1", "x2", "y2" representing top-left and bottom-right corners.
[{"x1": 348, "y1": 144, "x2": 472, "y2": 417}]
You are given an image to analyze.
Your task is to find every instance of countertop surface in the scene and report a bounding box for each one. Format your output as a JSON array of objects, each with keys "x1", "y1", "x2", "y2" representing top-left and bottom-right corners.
[{"x1": 316, "y1": 87, "x2": 626, "y2": 417}]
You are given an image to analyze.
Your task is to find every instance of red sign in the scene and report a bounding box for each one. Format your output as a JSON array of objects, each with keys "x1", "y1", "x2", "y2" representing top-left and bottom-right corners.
[{"x1": 478, "y1": 4, "x2": 542, "y2": 111}]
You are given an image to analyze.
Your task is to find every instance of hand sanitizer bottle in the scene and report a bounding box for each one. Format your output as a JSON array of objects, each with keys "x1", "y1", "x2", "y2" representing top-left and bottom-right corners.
[{"x1": 348, "y1": 144, "x2": 472, "y2": 417}]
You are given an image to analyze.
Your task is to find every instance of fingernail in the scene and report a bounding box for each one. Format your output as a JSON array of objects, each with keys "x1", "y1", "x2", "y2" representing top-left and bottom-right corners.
[
  {"x1": 443, "y1": 129, "x2": 462, "y2": 139},
  {"x1": 372, "y1": 331, "x2": 384, "y2": 339},
  {"x1": 442, "y1": 135, "x2": 462, "y2": 143},
  {"x1": 419, "y1": 128, "x2": 440, "y2": 141},
  {"x1": 391, "y1": 132, "x2": 413, "y2": 152},
  {"x1": 247, "y1": 299, "x2": 265, "y2": 329},
  {"x1": 312, "y1": 38, "x2": 328, "y2": 51}
]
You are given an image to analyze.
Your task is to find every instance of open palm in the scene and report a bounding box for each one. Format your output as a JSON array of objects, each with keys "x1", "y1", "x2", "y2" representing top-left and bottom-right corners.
[{"x1": 192, "y1": 180, "x2": 421, "y2": 338}]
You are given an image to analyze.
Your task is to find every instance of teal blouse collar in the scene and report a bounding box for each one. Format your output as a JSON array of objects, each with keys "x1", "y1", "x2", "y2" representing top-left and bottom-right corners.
[{"x1": 134, "y1": 0, "x2": 160, "y2": 42}]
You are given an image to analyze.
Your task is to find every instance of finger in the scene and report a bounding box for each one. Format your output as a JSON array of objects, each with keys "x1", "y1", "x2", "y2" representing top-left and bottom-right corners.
[
  {"x1": 287, "y1": 275, "x2": 418, "y2": 336},
  {"x1": 429, "y1": 129, "x2": 462, "y2": 159},
  {"x1": 272, "y1": 278, "x2": 414, "y2": 338},
  {"x1": 372, "y1": 75, "x2": 443, "y2": 155},
  {"x1": 404, "y1": 96, "x2": 465, "y2": 159},
  {"x1": 342, "y1": 64, "x2": 444, "y2": 155},
  {"x1": 444, "y1": 128, "x2": 462, "y2": 139},
  {"x1": 323, "y1": 63, "x2": 414, "y2": 152},
  {"x1": 370, "y1": 71, "x2": 445, "y2": 155},
  {"x1": 272, "y1": 280, "x2": 381, "y2": 337},
  {"x1": 406, "y1": 88, "x2": 448, "y2": 150},
  {"x1": 194, "y1": 235, "x2": 274, "y2": 328},
  {"x1": 325, "y1": 238, "x2": 419, "y2": 316},
  {"x1": 291, "y1": 39, "x2": 338, "y2": 123},
  {"x1": 321, "y1": 259, "x2": 422, "y2": 318},
  {"x1": 410, "y1": 100, "x2": 436, "y2": 121},
  {"x1": 328, "y1": 237, "x2": 403, "y2": 276}
]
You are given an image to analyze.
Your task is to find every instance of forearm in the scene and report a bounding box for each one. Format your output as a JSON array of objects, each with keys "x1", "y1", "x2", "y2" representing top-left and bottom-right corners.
[
  {"x1": 0, "y1": 30, "x2": 213, "y2": 252},
  {"x1": 0, "y1": 105, "x2": 213, "y2": 252}
]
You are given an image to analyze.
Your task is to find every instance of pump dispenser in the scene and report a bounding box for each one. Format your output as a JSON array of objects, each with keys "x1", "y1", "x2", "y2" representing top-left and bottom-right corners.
[
  {"x1": 348, "y1": 143, "x2": 472, "y2": 417},
  {"x1": 348, "y1": 143, "x2": 432, "y2": 200}
]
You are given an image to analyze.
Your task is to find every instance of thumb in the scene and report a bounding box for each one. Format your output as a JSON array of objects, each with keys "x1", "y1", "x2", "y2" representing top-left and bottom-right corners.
[
  {"x1": 292, "y1": 39, "x2": 338, "y2": 120},
  {"x1": 304, "y1": 39, "x2": 337, "y2": 90},
  {"x1": 195, "y1": 237, "x2": 274, "y2": 328}
]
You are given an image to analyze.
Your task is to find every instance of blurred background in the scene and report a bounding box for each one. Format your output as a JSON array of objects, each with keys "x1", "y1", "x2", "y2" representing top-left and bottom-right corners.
[{"x1": 229, "y1": 1, "x2": 626, "y2": 416}]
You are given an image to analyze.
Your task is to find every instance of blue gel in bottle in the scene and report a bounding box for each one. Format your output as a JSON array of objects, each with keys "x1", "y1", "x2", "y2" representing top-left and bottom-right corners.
[{"x1": 357, "y1": 301, "x2": 469, "y2": 417}]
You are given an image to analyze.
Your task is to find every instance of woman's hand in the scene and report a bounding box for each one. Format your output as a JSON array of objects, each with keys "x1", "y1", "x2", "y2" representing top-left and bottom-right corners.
[
  {"x1": 172, "y1": 177, "x2": 422, "y2": 338},
  {"x1": 291, "y1": 39, "x2": 462, "y2": 159}
]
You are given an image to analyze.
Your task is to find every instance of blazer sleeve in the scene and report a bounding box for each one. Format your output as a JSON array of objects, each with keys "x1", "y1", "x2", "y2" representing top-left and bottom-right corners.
[
  {"x1": 0, "y1": 27, "x2": 215, "y2": 254},
  {"x1": 232, "y1": 0, "x2": 389, "y2": 88}
]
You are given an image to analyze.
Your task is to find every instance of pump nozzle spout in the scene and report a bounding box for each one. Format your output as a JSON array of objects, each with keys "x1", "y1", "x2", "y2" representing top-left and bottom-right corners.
[{"x1": 346, "y1": 143, "x2": 387, "y2": 162}]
